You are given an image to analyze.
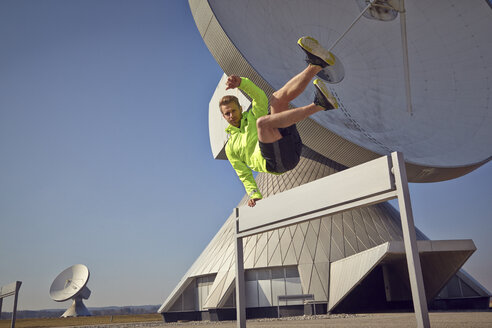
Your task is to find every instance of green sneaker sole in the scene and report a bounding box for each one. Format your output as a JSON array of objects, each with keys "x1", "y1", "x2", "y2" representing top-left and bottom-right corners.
[
  {"x1": 298, "y1": 36, "x2": 335, "y2": 66},
  {"x1": 314, "y1": 78, "x2": 339, "y2": 110}
]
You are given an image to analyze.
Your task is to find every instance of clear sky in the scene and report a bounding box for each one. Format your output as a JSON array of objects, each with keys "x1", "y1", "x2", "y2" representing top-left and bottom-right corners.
[{"x1": 0, "y1": 0, "x2": 490, "y2": 311}]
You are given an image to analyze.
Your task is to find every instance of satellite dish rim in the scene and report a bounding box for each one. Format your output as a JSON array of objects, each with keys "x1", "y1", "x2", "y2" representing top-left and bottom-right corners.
[{"x1": 49, "y1": 264, "x2": 90, "y2": 302}]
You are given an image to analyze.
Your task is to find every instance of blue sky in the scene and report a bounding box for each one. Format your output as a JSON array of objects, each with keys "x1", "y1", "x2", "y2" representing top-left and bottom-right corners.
[{"x1": 0, "y1": 1, "x2": 490, "y2": 311}]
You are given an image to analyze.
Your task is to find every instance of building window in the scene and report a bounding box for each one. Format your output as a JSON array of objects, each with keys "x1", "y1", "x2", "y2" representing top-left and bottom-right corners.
[
  {"x1": 168, "y1": 274, "x2": 217, "y2": 312},
  {"x1": 196, "y1": 275, "x2": 216, "y2": 311},
  {"x1": 245, "y1": 266, "x2": 302, "y2": 308}
]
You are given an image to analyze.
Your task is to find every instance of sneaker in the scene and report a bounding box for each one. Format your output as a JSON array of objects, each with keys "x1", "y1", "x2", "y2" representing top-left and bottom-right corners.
[
  {"x1": 313, "y1": 79, "x2": 339, "y2": 111},
  {"x1": 298, "y1": 36, "x2": 335, "y2": 68}
]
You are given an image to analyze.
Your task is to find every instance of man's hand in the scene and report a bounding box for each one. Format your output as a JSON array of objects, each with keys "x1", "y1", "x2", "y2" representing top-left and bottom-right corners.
[
  {"x1": 248, "y1": 198, "x2": 260, "y2": 207},
  {"x1": 226, "y1": 75, "x2": 241, "y2": 90}
]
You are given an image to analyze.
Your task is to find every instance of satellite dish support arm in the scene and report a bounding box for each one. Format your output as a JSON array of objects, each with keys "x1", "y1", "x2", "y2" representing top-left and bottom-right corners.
[
  {"x1": 398, "y1": 0, "x2": 414, "y2": 115},
  {"x1": 328, "y1": 0, "x2": 413, "y2": 115},
  {"x1": 328, "y1": 0, "x2": 377, "y2": 52}
]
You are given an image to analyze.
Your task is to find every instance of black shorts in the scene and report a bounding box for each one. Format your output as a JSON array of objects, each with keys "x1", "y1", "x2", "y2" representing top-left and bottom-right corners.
[{"x1": 259, "y1": 124, "x2": 302, "y2": 174}]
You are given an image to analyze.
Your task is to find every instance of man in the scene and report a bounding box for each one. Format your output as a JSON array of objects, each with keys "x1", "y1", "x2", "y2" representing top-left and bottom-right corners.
[{"x1": 220, "y1": 36, "x2": 338, "y2": 207}]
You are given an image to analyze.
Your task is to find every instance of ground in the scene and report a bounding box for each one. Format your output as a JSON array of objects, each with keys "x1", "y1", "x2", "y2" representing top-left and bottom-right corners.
[{"x1": 1, "y1": 312, "x2": 492, "y2": 328}]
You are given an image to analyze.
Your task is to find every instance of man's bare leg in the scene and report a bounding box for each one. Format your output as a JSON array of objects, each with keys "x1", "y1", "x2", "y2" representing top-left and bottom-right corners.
[
  {"x1": 270, "y1": 64, "x2": 322, "y2": 114},
  {"x1": 257, "y1": 65, "x2": 325, "y2": 143},
  {"x1": 257, "y1": 36, "x2": 339, "y2": 143}
]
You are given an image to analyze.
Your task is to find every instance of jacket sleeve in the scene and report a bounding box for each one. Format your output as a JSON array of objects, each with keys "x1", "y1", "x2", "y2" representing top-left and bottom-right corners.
[
  {"x1": 226, "y1": 145, "x2": 263, "y2": 200},
  {"x1": 238, "y1": 77, "x2": 269, "y2": 119}
]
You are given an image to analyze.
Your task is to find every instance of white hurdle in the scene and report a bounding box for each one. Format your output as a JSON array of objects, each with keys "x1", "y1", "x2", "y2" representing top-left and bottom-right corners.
[
  {"x1": 0, "y1": 281, "x2": 22, "y2": 328},
  {"x1": 234, "y1": 152, "x2": 430, "y2": 328}
]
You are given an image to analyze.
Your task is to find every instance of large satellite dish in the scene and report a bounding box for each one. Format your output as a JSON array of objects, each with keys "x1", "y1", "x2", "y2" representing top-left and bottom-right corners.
[
  {"x1": 196, "y1": 0, "x2": 492, "y2": 182},
  {"x1": 49, "y1": 264, "x2": 92, "y2": 317}
]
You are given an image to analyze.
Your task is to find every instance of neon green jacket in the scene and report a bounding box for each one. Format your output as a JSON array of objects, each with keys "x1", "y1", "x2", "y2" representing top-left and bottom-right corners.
[{"x1": 225, "y1": 77, "x2": 269, "y2": 200}]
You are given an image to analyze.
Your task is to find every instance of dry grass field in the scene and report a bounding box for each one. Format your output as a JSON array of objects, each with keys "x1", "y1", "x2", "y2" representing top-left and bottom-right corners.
[{"x1": 0, "y1": 313, "x2": 162, "y2": 328}]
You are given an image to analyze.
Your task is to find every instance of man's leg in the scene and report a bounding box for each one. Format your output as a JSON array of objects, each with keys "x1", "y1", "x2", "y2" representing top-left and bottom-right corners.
[
  {"x1": 256, "y1": 64, "x2": 325, "y2": 143},
  {"x1": 257, "y1": 36, "x2": 338, "y2": 143},
  {"x1": 270, "y1": 64, "x2": 323, "y2": 115}
]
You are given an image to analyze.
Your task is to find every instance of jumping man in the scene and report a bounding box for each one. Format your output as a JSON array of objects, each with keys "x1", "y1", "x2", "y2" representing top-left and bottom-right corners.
[{"x1": 220, "y1": 36, "x2": 338, "y2": 207}]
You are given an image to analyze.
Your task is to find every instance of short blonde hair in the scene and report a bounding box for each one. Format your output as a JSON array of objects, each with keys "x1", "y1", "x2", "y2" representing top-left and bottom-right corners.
[{"x1": 219, "y1": 95, "x2": 240, "y2": 110}]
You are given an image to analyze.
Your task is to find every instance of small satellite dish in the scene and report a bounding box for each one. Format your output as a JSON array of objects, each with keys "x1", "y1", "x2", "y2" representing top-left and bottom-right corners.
[{"x1": 49, "y1": 264, "x2": 92, "y2": 317}]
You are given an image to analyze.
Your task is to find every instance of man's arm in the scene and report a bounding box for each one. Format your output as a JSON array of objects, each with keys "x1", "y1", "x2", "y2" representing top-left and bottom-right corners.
[
  {"x1": 238, "y1": 77, "x2": 268, "y2": 119},
  {"x1": 226, "y1": 75, "x2": 268, "y2": 119},
  {"x1": 226, "y1": 146, "x2": 262, "y2": 207}
]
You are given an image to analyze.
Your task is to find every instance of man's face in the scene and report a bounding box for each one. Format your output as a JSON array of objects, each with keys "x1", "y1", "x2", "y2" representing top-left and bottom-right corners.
[{"x1": 220, "y1": 102, "x2": 242, "y2": 128}]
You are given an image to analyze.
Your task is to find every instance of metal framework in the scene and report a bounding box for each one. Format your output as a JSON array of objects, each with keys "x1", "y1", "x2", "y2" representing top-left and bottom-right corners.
[{"x1": 234, "y1": 152, "x2": 431, "y2": 328}]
